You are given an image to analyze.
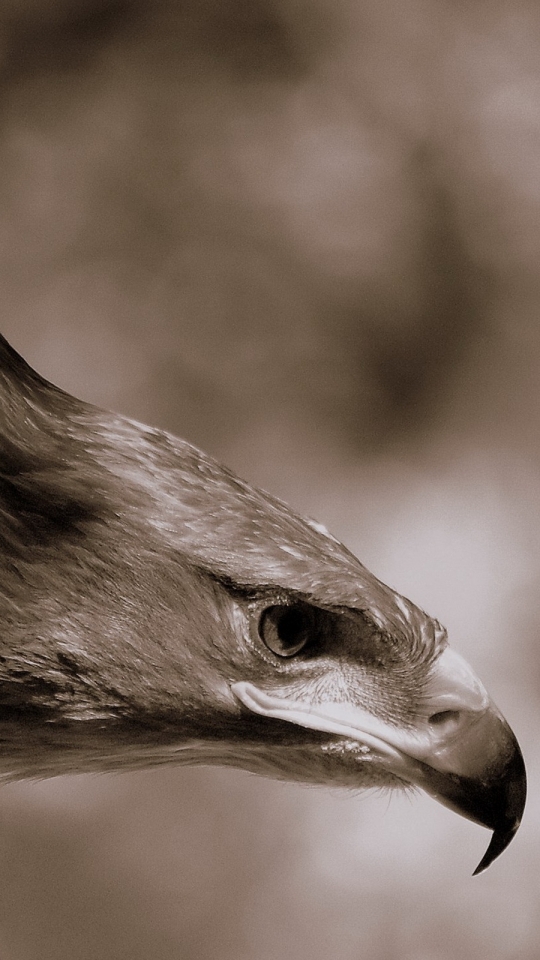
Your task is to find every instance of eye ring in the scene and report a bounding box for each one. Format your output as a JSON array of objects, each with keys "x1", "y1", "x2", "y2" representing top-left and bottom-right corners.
[{"x1": 258, "y1": 603, "x2": 314, "y2": 658}]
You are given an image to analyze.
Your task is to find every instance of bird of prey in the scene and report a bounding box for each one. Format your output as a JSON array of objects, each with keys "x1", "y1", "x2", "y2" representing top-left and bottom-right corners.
[{"x1": 0, "y1": 333, "x2": 525, "y2": 875}]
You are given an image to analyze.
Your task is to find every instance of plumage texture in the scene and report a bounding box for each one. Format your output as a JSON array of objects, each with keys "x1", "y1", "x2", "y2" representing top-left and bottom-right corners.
[{"x1": 0, "y1": 334, "x2": 441, "y2": 777}]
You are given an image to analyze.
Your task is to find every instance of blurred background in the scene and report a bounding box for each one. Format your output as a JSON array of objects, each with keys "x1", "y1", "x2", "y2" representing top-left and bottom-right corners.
[{"x1": 0, "y1": 0, "x2": 539, "y2": 957}]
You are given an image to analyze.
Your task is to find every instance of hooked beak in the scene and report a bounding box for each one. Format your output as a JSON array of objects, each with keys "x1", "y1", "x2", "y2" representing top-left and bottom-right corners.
[{"x1": 232, "y1": 647, "x2": 526, "y2": 875}]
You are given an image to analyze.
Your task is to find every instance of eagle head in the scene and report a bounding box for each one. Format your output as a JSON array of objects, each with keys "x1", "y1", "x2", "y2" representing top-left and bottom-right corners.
[{"x1": 0, "y1": 334, "x2": 526, "y2": 875}]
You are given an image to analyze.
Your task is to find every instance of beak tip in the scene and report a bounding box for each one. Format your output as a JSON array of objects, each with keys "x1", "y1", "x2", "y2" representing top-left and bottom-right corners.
[
  {"x1": 473, "y1": 740, "x2": 526, "y2": 876},
  {"x1": 472, "y1": 822, "x2": 521, "y2": 876}
]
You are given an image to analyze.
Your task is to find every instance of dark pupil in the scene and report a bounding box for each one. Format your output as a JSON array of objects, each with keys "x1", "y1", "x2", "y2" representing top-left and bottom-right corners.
[
  {"x1": 275, "y1": 607, "x2": 306, "y2": 647},
  {"x1": 259, "y1": 603, "x2": 311, "y2": 656}
]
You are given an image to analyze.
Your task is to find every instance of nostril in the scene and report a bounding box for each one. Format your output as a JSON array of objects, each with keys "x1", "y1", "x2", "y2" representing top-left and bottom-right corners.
[{"x1": 429, "y1": 709, "x2": 461, "y2": 727}]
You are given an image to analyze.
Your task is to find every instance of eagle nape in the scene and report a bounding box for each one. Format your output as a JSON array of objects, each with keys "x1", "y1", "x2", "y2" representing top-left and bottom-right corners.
[{"x1": 0, "y1": 334, "x2": 526, "y2": 876}]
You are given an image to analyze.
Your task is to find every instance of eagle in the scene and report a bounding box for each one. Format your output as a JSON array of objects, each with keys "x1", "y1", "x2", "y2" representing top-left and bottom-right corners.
[{"x1": 0, "y1": 333, "x2": 525, "y2": 875}]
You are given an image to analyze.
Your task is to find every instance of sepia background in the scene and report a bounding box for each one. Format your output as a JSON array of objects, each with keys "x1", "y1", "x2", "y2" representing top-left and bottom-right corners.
[{"x1": 1, "y1": 1, "x2": 539, "y2": 957}]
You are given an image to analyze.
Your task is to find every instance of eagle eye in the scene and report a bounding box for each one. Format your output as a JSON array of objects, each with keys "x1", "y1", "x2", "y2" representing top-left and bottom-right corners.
[{"x1": 258, "y1": 603, "x2": 313, "y2": 658}]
